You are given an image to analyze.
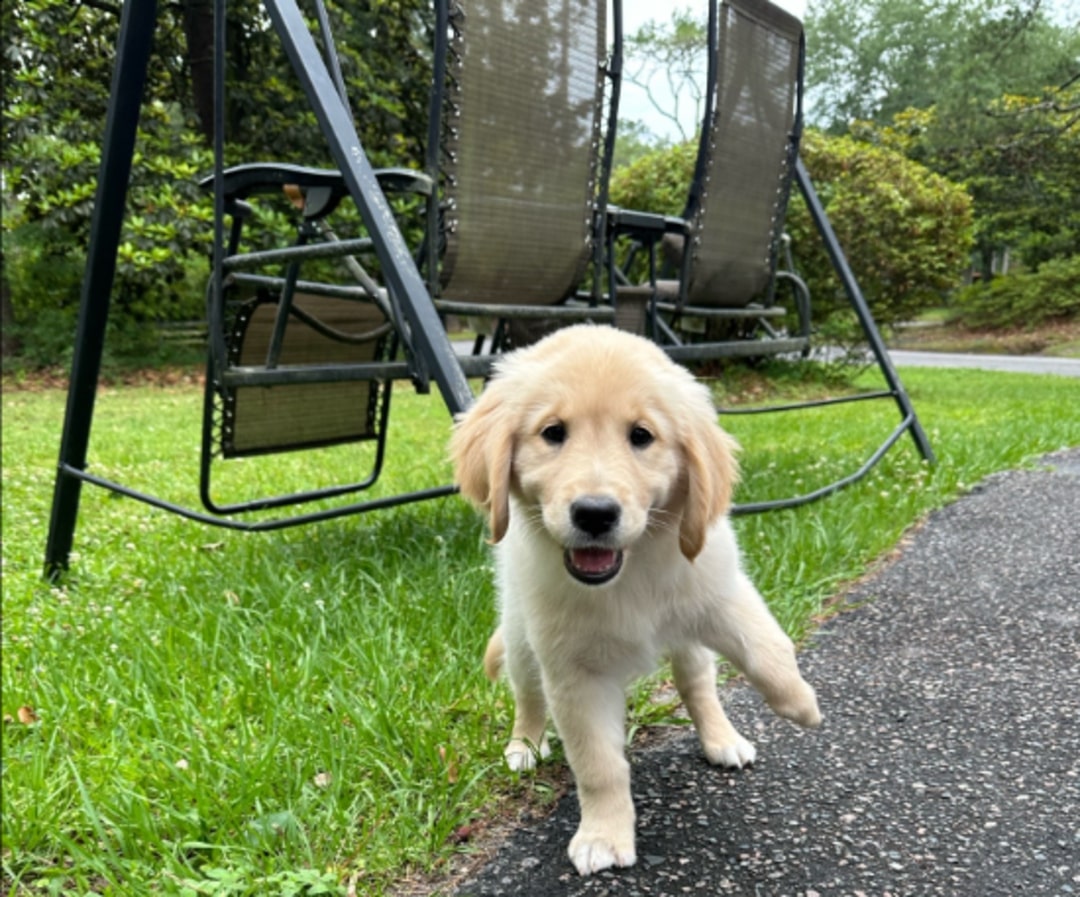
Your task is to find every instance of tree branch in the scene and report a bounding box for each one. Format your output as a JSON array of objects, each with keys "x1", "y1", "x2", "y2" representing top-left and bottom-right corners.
[{"x1": 990, "y1": 0, "x2": 1042, "y2": 66}]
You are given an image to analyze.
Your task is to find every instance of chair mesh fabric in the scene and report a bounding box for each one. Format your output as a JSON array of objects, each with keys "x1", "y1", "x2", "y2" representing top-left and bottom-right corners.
[
  {"x1": 222, "y1": 294, "x2": 387, "y2": 457},
  {"x1": 687, "y1": 0, "x2": 802, "y2": 308},
  {"x1": 440, "y1": 0, "x2": 605, "y2": 305}
]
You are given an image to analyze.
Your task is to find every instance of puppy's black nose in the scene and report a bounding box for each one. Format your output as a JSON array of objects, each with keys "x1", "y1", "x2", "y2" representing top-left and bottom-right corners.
[{"x1": 570, "y1": 496, "x2": 621, "y2": 538}]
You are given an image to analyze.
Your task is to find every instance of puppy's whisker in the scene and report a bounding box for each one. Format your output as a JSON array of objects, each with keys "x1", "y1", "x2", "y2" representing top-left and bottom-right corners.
[
  {"x1": 648, "y1": 509, "x2": 682, "y2": 536},
  {"x1": 516, "y1": 507, "x2": 547, "y2": 538}
]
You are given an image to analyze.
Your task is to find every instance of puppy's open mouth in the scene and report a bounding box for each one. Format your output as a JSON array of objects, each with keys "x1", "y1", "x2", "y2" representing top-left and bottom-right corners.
[{"x1": 563, "y1": 547, "x2": 624, "y2": 585}]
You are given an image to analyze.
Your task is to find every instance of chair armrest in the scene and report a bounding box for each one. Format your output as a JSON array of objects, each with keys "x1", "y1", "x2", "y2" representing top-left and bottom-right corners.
[
  {"x1": 607, "y1": 206, "x2": 686, "y2": 243},
  {"x1": 198, "y1": 163, "x2": 433, "y2": 219},
  {"x1": 199, "y1": 163, "x2": 344, "y2": 200},
  {"x1": 607, "y1": 207, "x2": 689, "y2": 288},
  {"x1": 373, "y1": 167, "x2": 433, "y2": 197}
]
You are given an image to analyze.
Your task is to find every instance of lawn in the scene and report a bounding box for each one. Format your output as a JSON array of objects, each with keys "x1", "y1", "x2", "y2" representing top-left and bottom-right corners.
[{"x1": 3, "y1": 364, "x2": 1079, "y2": 895}]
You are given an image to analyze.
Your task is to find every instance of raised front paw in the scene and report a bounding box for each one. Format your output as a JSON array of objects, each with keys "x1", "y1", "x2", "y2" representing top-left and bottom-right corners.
[
  {"x1": 568, "y1": 827, "x2": 637, "y2": 876},
  {"x1": 503, "y1": 735, "x2": 551, "y2": 772},
  {"x1": 702, "y1": 732, "x2": 756, "y2": 768},
  {"x1": 769, "y1": 679, "x2": 822, "y2": 729}
]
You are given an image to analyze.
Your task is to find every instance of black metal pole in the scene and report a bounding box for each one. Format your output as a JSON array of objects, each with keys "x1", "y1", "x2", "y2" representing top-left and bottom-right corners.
[
  {"x1": 263, "y1": 0, "x2": 475, "y2": 416},
  {"x1": 44, "y1": 0, "x2": 159, "y2": 577},
  {"x1": 794, "y1": 157, "x2": 936, "y2": 464}
]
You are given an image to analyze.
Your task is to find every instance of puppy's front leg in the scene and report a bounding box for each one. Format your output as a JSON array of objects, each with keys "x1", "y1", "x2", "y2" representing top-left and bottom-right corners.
[
  {"x1": 705, "y1": 572, "x2": 822, "y2": 729},
  {"x1": 671, "y1": 643, "x2": 756, "y2": 767},
  {"x1": 502, "y1": 633, "x2": 551, "y2": 771},
  {"x1": 546, "y1": 674, "x2": 637, "y2": 875}
]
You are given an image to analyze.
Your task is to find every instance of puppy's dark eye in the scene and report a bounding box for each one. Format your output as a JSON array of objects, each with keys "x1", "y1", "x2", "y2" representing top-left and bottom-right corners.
[
  {"x1": 629, "y1": 425, "x2": 654, "y2": 448},
  {"x1": 541, "y1": 423, "x2": 567, "y2": 445}
]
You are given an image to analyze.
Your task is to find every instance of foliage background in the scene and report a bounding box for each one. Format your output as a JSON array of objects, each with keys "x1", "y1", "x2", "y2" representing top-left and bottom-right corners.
[
  {"x1": 801, "y1": 0, "x2": 1079, "y2": 285},
  {"x1": 3, "y1": 0, "x2": 1078, "y2": 368},
  {"x1": 613, "y1": 0, "x2": 1078, "y2": 329},
  {"x1": 1, "y1": 0, "x2": 431, "y2": 362}
]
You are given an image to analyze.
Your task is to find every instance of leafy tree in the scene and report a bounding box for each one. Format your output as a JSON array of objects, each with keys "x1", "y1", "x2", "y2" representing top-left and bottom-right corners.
[
  {"x1": 851, "y1": 76, "x2": 1080, "y2": 277},
  {"x1": 805, "y1": 0, "x2": 1078, "y2": 286},
  {"x1": 3, "y1": 0, "x2": 214, "y2": 332},
  {"x1": 619, "y1": 8, "x2": 707, "y2": 146},
  {"x1": 2, "y1": 0, "x2": 430, "y2": 363},
  {"x1": 804, "y1": 0, "x2": 1079, "y2": 132}
]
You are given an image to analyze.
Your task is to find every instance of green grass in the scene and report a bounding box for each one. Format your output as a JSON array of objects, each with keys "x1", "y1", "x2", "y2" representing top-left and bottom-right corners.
[{"x1": 3, "y1": 366, "x2": 1079, "y2": 895}]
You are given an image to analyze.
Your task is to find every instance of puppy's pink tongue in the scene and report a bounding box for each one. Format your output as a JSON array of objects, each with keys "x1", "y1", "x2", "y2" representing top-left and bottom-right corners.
[{"x1": 570, "y1": 547, "x2": 619, "y2": 573}]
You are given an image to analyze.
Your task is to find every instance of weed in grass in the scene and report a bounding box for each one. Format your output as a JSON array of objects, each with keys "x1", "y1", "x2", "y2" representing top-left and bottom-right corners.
[{"x1": 3, "y1": 366, "x2": 1079, "y2": 893}]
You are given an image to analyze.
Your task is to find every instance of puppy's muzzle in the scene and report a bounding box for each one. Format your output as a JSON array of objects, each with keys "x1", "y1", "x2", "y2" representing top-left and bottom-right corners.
[{"x1": 564, "y1": 496, "x2": 624, "y2": 585}]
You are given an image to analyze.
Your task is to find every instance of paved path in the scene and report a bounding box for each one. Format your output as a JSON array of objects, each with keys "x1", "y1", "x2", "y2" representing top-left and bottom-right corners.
[
  {"x1": 888, "y1": 349, "x2": 1080, "y2": 378},
  {"x1": 449, "y1": 448, "x2": 1080, "y2": 897}
]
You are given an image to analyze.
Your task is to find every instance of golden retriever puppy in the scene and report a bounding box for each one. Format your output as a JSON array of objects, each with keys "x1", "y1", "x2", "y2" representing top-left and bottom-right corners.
[{"x1": 450, "y1": 325, "x2": 821, "y2": 876}]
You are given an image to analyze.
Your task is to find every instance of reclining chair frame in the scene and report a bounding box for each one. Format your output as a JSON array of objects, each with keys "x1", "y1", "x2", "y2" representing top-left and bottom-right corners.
[
  {"x1": 43, "y1": 0, "x2": 932, "y2": 576},
  {"x1": 44, "y1": 0, "x2": 475, "y2": 576},
  {"x1": 199, "y1": 0, "x2": 626, "y2": 514}
]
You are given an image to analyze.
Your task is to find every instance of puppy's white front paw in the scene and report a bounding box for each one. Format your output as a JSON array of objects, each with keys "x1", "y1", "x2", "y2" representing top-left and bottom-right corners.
[
  {"x1": 568, "y1": 830, "x2": 636, "y2": 875},
  {"x1": 503, "y1": 736, "x2": 550, "y2": 772},
  {"x1": 703, "y1": 733, "x2": 756, "y2": 768},
  {"x1": 770, "y1": 680, "x2": 822, "y2": 729}
]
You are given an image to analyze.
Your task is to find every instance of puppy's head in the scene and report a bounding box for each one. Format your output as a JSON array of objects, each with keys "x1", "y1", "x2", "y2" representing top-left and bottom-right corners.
[{"x1": 449, "y1": 325, "x2": 738, "y2": 583}]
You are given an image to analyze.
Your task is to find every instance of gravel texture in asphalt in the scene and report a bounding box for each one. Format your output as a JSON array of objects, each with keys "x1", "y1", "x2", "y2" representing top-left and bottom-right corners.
[{"x1": 449, "y1": 447, "x2": 1080, "y2": 897}]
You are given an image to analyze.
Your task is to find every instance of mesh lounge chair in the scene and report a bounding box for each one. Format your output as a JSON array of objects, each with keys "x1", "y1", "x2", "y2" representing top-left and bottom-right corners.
[
  {"x1": 612, "y1": 0, "x2": 810, "y2": 359},
  {"x1": 44, "y1": 0, "x2": 624, "y2": 572},
  {"x1": 426, "y1": 0, "x2": 634, "y2": 348},
  {"x1": 611, "y1": 0, "x2": 934, "y2": 512},
  {"x1": 196, "y1": 163, "x2": 412, "y2": 516}
]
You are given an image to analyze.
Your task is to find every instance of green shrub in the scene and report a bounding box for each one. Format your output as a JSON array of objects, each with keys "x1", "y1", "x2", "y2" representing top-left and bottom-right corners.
[
  {"x1": 609, "y1": 140, "x2": 698, "y2": 217},
  {"x1": 3, "y1": 128, "x2": 214, "y2": 326},
  {"x1": 0, "y1": 306, "x2": 205, "y2": 375},
  {"x1": 787, "y1": 131, "x2": 974, "y2": 335},
  {"x1": 2, "y1": 211, "x2": 210, "y2": 372},
  {"x1": 1, "y1": 307, "x2": 78, "y2": 373},
  {"x1": 2, "y1": 220, "x2": 85, "y2": 316},
  {"x1": 952, "y1": 255, "x2": 1080, "y2": 329},
  {"x1": 2, "y1": 217, "x2": 211, "y2": 373},
  {"x1": 609, "y1": 130, "x2": 975, "y2": 339}
]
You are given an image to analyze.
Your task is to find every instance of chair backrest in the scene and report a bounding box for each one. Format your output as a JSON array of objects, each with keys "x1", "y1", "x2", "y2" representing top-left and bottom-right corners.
[
  {"x1": 683, "y1": 0, "x2": 804, "y2": 308},
  {"x1": 428, "y1": 0, "x2": 612, "y2": 306}
]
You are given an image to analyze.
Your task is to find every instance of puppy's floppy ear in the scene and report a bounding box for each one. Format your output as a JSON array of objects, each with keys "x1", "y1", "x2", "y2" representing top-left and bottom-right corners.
[
  {"x1": 449, "y1": 382, "x2": 515, "y2": 543},
  {"x1": 679, "y1": 409, "x2": 740, "y2": 561}
]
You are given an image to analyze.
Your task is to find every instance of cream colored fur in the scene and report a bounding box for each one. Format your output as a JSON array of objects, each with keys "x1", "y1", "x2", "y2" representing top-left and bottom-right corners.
[{"x1": 450, "y1": 325, "x2": 821, "y2": 876}]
